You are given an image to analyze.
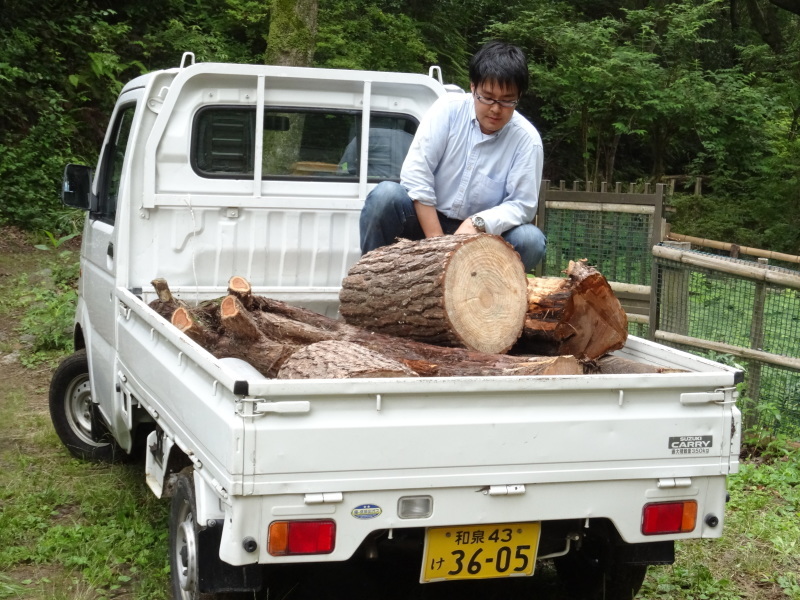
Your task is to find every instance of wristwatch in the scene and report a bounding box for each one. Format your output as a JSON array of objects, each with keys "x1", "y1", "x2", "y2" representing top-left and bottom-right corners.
[{"x1": 471, "y1": 215, "x2": 486, "y2": 232}]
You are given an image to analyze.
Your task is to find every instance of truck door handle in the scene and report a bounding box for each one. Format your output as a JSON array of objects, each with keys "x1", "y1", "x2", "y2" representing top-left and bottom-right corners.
[{"x1": 107, "y1": 242, "x2": 114, "y2": 258}]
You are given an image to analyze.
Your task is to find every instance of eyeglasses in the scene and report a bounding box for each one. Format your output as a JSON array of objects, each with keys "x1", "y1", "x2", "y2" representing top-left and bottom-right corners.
[{"x1": 473, "y1": 93, "x2": 519, "y2": 108}]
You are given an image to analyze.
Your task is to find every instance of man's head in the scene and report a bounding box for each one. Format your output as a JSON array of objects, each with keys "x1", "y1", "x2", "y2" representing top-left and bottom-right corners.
[
  {"x1": 469, "y1": 40, "x2": 529, "y2": 97},
  {"x1": 469, "y1": 41, "x2": 529, "y2": 135}
]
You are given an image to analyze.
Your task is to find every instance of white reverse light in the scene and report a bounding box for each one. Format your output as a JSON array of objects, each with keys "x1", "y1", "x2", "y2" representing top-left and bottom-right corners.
[{"x1": 398, "y1": 496, "x2": 433, "y2": 519}]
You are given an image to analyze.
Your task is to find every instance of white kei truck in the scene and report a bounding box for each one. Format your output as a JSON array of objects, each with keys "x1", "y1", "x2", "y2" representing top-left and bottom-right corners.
[{"x1": 50, "y1": 53, "x2": 742, "y2": 600}]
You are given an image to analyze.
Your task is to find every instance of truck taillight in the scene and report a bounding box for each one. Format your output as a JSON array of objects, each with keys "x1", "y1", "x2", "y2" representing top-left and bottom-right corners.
[
  {"x1": 268, "y1": 520, "x2": 336, "y2": 556},
  {"x1": 641, "y1": 500, "x2": 698, "y2": 535}
]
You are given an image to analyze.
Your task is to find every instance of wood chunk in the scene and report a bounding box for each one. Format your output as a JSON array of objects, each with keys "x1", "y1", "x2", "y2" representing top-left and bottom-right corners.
[
  {"x1": 514, "y1": 259, "x2": 628, "y2": 360},
  {"x1": 340, "y1": 235, "x2": 528, "y2": 355}
]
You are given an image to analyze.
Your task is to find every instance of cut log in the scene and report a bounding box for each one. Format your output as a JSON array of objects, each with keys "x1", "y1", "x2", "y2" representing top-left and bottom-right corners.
[
  {"x1": 150, "y1": 278, "x2": 187, "y2": 320},
  {"x1": 171, "y1": 306, "x2": 216, "y2": 347},
  {"x1": 513, "y1": 260, "x2": 628, "y2": 360},
  {"x1": 586, "y1": 355, "x2": 686, "y2": 375},
  {"x1": 339, "y1": 235, "x2": 528, "y2": 355},
  {"x1": 227, "y1": 275, "x2": 254, "y2": 310},
  {"x1": 277, "y1": 340, "x2": 419, "y2": 379}
]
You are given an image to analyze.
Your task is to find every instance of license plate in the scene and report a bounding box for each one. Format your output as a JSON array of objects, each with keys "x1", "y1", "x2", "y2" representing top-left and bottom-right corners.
[{"x1": 421, "y1": 522, "x2": 541, "y2": 582}]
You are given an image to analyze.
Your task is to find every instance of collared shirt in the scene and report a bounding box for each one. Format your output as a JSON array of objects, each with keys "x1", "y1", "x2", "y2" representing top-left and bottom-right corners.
[{"x1": 401, "y1": 92, "x2": 543, "y2": 235}]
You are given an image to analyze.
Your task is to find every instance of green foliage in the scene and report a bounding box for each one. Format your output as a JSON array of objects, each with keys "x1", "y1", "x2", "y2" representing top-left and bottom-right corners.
[
  {"x1": 316, "y1": 0, "x2": 436, "y2": 73},
  {"x1": 2, "y1": 0, "x2": 800, "y2": 255},
  {"x1": 11, "y1": 238, "x2": 80, "y2": 363}
]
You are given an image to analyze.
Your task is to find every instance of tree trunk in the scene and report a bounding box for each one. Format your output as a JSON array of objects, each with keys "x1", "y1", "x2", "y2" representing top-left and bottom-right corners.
[
  {"x1": 340, "y1": 235, "x2": 528, "y2": 355},
  {"x1": 265, "y1": 0, "x2": 318, "y2": 67},
  {"x1": 513, "y1": 259, "x2": 628, "y2": 360}
]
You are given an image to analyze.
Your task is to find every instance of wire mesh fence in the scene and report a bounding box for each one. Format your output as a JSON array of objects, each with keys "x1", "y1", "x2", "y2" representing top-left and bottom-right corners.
[
  {"x1": 538, "y1": 183, "x2": 800, "y2": 437},
  {"x1": 541, "y1": 209, "x2": 654, "y2": 285},
  {"x1": 654, "y1": 249, "x2": 800, "y2": 437}
]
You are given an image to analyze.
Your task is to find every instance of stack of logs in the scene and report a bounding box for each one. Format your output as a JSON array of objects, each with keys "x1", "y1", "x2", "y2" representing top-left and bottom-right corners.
[{"x1": 150, "y1": 234, "x2": 678, "y2": 379}]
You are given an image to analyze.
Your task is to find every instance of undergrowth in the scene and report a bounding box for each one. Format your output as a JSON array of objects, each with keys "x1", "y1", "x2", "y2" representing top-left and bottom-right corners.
[{"x1": 643, "y1": 440, "x2": 800, "y2": 600}]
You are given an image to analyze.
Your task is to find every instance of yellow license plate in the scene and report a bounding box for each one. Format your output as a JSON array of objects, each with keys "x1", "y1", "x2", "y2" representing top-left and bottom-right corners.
[{"x1": 421, "y1": 522, "x2": 541, "y2": 582}]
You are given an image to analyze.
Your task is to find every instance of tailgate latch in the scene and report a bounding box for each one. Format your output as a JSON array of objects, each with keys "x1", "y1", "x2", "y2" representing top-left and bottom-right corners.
[{"x1": 485, "y1": 484, "x2": 526, "y2": 496}]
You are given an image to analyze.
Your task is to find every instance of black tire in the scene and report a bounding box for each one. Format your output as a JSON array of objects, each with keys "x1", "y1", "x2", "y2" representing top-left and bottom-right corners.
[
  {"x1": 554, "y1": 531, "x2": 648, "y2": 600},
  {"x1": 49, "y1": 349, "x2": 120, "y2": 461}
]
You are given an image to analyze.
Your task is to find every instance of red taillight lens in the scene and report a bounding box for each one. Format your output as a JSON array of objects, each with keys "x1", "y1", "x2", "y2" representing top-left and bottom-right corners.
[
  {"x1": 642, "y1": 500, "x2": 698, "y2": 535},
  {"x1": 268, "y1": 520, "x2": 336, "y2": 556}
]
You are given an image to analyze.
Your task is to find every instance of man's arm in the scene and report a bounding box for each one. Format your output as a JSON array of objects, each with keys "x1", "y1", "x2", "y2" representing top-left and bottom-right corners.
[{"x1": 414, "y1": 201, "x2": 445, "y2": 237}]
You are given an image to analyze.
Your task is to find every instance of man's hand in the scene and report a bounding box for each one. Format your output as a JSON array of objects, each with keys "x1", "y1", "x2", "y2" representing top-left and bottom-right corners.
[{"x1": 455, "y1": 219, "x2": 480, "y2": 235}]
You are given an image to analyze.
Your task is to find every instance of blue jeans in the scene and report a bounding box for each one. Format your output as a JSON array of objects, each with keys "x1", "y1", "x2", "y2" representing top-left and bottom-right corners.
[{"x1": 359, "y1": 181, "x2": 547, "y2": 271}]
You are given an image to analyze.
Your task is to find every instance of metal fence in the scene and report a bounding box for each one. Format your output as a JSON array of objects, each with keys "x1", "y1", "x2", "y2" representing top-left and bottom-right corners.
[
  {"x1": 652, "y1": 246, "x2": 800, "y2": 438},
  {"x1": 537, "y1": 181, "x2": 800, "y2": 437}
]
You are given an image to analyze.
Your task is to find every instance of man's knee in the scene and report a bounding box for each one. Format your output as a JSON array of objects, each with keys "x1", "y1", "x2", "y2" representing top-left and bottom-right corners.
[
  {"x1": 503, "y1": 224, "x2": 547, "y2": 271},
  {"x1": 363, "y1": 181, "x2": 408, "y2": 217}
]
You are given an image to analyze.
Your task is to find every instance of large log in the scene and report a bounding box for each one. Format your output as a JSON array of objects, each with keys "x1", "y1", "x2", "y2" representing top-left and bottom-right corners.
[
  {"x1": 339, "y1": 235, "x2": 528, "y2": 355},
  {"x1": 513, "y1": 260, "x2": 628, "y2": 360}
]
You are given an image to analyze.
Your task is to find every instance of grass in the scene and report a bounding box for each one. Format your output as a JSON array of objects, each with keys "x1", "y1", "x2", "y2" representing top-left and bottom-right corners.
[{"x1": 643, "y1": 442, "x2": 800, "y2": 600}]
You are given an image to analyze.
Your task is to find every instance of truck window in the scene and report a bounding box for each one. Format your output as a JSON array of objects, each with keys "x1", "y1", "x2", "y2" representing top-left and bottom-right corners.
[
  {"x1": 97, "y1": 103, "x2": 135, "y2": 223},
  {"x1": 192, "y1": 107, "x2": 417, "y2": 181}
]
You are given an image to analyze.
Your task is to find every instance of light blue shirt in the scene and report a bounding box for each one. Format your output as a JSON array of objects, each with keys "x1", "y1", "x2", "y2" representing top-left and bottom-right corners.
[{"x1": 401, "y1": 93, "x2": 543, "y2": 235}]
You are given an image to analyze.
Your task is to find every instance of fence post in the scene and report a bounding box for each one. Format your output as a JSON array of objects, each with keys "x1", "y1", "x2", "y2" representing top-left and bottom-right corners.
[
  {"x1": 652, "y1": 241, "x2": 691, "y2": 341},
  {"x1": 745, "y1": 258, "x2": 769, "y2": 431},
  {"x1": 535, "y1": 180, "x2": 549, "y2": 277}
]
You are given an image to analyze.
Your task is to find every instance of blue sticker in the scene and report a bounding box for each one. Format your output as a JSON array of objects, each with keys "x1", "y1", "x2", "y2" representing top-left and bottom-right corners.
[{"x1": 351, "y1": 504, "x2": 382, "y2": 519}]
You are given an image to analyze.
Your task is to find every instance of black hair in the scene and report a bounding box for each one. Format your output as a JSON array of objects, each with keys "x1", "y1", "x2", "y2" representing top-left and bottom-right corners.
[{"x1": 469, "y1": 40, "x2": 529, "y2": 97}]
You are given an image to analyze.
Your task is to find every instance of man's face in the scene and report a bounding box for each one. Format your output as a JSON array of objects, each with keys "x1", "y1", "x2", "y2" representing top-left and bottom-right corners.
[{"x1": 470, "y1": 80, "x2": 519, "y2": 135}]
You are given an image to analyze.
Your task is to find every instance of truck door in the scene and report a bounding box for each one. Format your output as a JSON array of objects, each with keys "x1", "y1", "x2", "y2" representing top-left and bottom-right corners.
[{"x1": 82, "y1": 90, "x2": 140, "y2": 451}]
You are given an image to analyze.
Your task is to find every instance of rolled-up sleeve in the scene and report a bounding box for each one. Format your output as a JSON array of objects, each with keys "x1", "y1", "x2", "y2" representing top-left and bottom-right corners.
[{"x1": 400, "y1": 96, "x2": 452, "y2": 206}]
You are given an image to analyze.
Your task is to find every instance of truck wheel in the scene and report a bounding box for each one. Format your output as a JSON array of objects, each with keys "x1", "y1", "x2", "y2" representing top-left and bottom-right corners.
[
  {"x1": 49, "y1": 350, "x2": 119, "y2": 462},
  {"x1": 170, "y1": 472, "x2": 211, "y2": 600},
  {"x1": 554, "y1": 533, "x2": 647, "y2": 600}
]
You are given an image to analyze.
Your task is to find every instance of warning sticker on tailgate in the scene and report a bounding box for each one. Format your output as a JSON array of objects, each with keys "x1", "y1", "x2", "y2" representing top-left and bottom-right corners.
[{"x1": 669, "y1": 435, "x2": 713, "y2": 454}]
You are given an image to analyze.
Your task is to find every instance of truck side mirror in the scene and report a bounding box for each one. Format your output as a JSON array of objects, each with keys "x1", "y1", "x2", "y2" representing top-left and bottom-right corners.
[{"x1": 62, "y1": 164, "x2": 93, "y2": 210}]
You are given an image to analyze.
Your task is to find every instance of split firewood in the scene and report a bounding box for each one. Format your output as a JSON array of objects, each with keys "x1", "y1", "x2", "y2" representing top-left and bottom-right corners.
[
  {"x1": 513, "y1": 259, "x2": 628, "y2": 360},
  {"x1": 339, "y1": 235, "x2": 528, "y2": 355},
  {"x1": 277, "y1": 340, "x2": 419, "y2": 379}
]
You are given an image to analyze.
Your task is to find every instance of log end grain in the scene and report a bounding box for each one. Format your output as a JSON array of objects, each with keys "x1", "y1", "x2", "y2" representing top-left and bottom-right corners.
[{"x1": 443, "y1": 235, "x2": 528, "y2": 354}]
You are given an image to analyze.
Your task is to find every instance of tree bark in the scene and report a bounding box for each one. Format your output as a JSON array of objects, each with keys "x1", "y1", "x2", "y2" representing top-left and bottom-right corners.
[
  {"x1": 265, "y1": 0, "x2": 318, "y2": 66},
  {"x1": 340, "y1": 235, "x2": 528, "y2": 355},
  {"x1": 513, "y1": 259, "x2": 628, "y2": 360},
  {"x1": 277, "y1": 340, "x2": 419, "y2": 379}
]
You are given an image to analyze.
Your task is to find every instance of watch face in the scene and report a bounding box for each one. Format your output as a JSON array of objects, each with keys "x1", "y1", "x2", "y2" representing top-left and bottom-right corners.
[{"x1": 472, "y1": 216, "x2": 486, "y2": 232}]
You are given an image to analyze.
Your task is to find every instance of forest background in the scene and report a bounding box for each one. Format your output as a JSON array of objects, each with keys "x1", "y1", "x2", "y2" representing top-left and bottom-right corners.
[{"x1": 1, "y1": 0, "x2": 800, "y2": 255}]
